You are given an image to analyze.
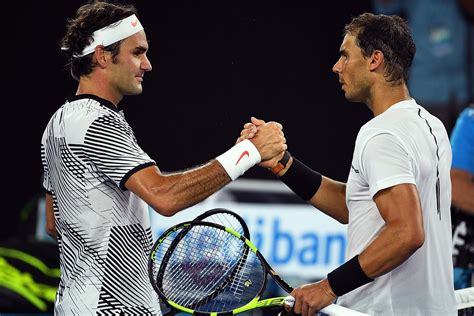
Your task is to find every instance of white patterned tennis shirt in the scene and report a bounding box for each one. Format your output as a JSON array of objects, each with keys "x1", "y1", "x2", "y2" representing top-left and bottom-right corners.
[{"x1": 41, "y1": 94, "x2": 161, "y2": 315}]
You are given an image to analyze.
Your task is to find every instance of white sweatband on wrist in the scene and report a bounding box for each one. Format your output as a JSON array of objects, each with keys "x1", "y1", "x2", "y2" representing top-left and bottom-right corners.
[
  {"x1": 67, "y1": 14, "x2": 144, "y2": 57},
  {"x1": 216, "y1": 139, "x2": 261, "y2": 180}
]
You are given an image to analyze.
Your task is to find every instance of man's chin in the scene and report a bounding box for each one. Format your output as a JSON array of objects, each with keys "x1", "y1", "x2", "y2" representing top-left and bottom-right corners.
[
  {"x1": 125, "y1": 86, "x2": 143, "y2": 96},
  {"x1": 344, "y1": 93, "x2": 354, "y2": 102},
  {"x1": 344, "y1": 93, "x2": 361, "y2": 103}
]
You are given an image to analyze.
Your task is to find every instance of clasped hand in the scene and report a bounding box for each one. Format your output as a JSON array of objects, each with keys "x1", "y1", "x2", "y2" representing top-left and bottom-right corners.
[{"x1": 236, "y1": 117, "x2": 287, "y2": 169}]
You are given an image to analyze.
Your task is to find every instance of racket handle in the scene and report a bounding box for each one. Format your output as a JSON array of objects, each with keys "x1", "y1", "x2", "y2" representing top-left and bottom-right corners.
[
  {"x1": 279, "y1": 295, "x2": 370, "y2": 316},
  {"x1": 279, "y1": 296, "x2": 298, "y2": 316}
]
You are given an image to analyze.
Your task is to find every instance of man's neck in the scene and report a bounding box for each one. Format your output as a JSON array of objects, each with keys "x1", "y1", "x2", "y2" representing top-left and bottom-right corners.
[
  {"x1": 76, "y1": 76, "x2": 122, "y2": 107},
  {"x1": 367, "y1": 83, "x2": 411, "y2": 116}
]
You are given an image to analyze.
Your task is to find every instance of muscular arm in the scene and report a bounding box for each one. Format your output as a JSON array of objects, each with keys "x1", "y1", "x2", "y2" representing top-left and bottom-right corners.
[
  {"x1": 289, "y1": 184, "x2": 424, "y2": 315},
  {"x1": 358, "y1": 183, "x2": 424, "y2": 278},
  {"x1": 45, "y1": 193, "x2": 57, "y2": 239},
  {"x1": 309, "y1": 176, "x2": 348, "y2": 224},
  {"x1": 451, "y1": 168, "x2": 474, "y2": 214},
  {"x1": 277, "y1": 157, "x2": 349, "y2": 224},
  {"x1": 125, "y1": 161, "x2": 231, "y2": 217},
  {"x1": 125, "y1": 121, "x2": 286, "y2": 217}
]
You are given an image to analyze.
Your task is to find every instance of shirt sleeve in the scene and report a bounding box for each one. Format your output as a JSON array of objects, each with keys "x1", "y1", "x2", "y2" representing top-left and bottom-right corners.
[
  {"x1": 41, "y1": 143, "x2": 53, "y2": 194},
  {"x1": 451, "y1": 108, "x2": 474, "y2": 174},
  {"x1": 84, "y1": 114, "x2": 156, "y2": 190},
  {"x1": 360, "y1": 132, "x2": 416, "y2": 198}
]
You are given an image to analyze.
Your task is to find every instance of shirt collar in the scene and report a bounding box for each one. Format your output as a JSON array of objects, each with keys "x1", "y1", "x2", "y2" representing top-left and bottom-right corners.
[
  {"x1": 385, "y1": 98, "x2": 418, "y2": 112},
  {"x1": 67, "y1": 94, "x2": 122, "y2": 112}
]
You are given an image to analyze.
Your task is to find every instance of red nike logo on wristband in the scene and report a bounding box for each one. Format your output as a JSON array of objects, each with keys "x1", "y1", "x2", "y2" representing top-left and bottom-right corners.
[
  {"x1": 235, "y1": 151, "x2": 250, "y2": 165},
  {"x1": 131, "y1": 20, "x2": 138, "y2": 27}
]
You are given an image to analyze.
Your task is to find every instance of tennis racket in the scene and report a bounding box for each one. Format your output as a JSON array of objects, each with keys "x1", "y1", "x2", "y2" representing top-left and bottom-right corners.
[
  {"x1": 148, "y1": 220, "x2": 362, "y2": 315},
  {"x1": 194, "y1": 208, "x2": 250, "y2": 240},
  {"x1": 160, "y1": 208, "x2": 251, "y2": 316}
]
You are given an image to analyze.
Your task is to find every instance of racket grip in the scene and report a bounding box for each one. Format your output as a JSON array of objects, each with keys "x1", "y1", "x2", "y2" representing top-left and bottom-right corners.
[
  {"x1": 279, "y1": 295, "x2": 370, "y2": 316},
  {"x1": 278, "y1": 296, "x2": 300, "y2": 316}
]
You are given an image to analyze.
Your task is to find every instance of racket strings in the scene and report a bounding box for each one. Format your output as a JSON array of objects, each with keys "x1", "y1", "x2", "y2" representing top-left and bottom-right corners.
[
  {"x1": 230, "y1": 253, "x2": 253, "y2": 294},
  {"x1": 185, "y1": 240, "x2": 255, "y2": 312},
  {"x1": 201, "y1": 247, "x2": 265, "y2": 312},
  {"x1": 202, "y1": 214, "x2": 253, "y2": 298},
  {"x1": 153, "y1": 224, "x2": 265, "y2": 312},
  {"x1": 160, "y1": 226, "x2": 242, "y2": 298},
  {"x1": 204, "y1": 214, "x2": 244, "y2": 235},
  {"x1": 153, "y1": 232, "x2": 231, "y2": 294},
  {"x1": 165, "y1": 247, "x2": 236, "y2": 306}
]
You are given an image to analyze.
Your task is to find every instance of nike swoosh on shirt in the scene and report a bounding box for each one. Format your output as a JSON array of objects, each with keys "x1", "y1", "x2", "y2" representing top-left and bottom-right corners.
[
  {"x1": 351, "y1": 164, "x2": 360, "y2": 173},
  {"x1": 235, "y1": 151, "x2": 250, "y2": 165}
]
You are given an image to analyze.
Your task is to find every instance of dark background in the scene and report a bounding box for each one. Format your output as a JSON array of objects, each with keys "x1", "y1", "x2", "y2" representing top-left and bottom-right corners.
[{"x1": 6, "y1": 1, "x2": 374, "y2": 240}]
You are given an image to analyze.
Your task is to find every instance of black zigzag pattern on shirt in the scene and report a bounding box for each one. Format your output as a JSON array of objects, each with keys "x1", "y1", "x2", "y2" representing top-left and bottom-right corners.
[
  {"x1": 96, "y1": 288, "x2": 156, "y2": 315},
  {"x1": 41, "y1": 144, "x2": 52, "y2": 192},
  {"x1": 41, "y1": 98, "x2": 160, "y2": 314},
  {"x1": 61, "y1": 221, "x2": 106, "y2": 284},
  {"x1": 84, "y1": 114, "x2": 151, "y2": 187},
  {"x1": 43, "y1": 128, "x2": 88, "y2": 222},
  {"x1": 97, "y1": 224, "x2": 157, "y2": 314}
]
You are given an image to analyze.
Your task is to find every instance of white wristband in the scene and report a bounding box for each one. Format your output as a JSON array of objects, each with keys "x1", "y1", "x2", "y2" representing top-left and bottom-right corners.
[{"x1": 216, "y1": 139, "x2": 261, "y2": 180}]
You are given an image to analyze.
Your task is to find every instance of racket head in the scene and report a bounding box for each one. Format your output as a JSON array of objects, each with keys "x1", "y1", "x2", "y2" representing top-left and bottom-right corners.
[
  {"x1": 157, "y1": 208, "x2": 251, "y2": 316},
  {"x1": 193, "y1": 208, "x2": 251, "y2": 240},
  {"x1": 194, "y1": 208, "x2": 293, "y2": 295},
  {"x1": 148, "y1": 220, "x2": 267, "y2": 314}
]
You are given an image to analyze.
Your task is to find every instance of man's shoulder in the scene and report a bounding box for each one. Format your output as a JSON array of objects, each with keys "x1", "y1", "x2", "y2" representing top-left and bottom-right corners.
[
  {"x1": 66, "y1": 95, "x2": 117, "y2": 115},
  {"x1": 357, "y1": 118, "x2": 394, "y2": 142},
  {"x1": 42, "y1": 97, "x2": 121, "y2": 143},
  {"x1": 64, "y1": 96, "x2": 126, "y2": 130}
]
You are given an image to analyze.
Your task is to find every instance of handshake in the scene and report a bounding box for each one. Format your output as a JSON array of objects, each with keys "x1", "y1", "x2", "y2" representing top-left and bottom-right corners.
[{"x1": 235, "y1": 116, "x2": 288, "y2": 170}]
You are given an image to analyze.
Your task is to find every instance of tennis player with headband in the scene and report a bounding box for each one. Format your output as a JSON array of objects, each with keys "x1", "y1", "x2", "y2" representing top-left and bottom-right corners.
[
  {"x1": 240, "y1": 12, "x2": 456, "y2": 316},
  {"x1": 41, "y1": 1, "x2": 286, "y2": 314}
]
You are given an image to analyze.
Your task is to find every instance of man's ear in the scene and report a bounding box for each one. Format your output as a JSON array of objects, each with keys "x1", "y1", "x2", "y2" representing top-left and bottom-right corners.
[
  {"x1": 94, "y1": 45, "x2": 109, "y2": 68},
  {"x1": 369, "y1": 50, "x2": 384, "y2": 71}
]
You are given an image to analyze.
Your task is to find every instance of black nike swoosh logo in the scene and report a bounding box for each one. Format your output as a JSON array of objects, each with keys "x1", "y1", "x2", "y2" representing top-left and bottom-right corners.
[{"x1": 351, "y1": 165, "x2": 360, "y2": 173}]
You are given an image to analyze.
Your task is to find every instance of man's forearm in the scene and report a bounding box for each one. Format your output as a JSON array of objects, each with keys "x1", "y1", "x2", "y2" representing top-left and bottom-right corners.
[{"x1": 309, "y1": 177, "x2": 349, "y2": 224}]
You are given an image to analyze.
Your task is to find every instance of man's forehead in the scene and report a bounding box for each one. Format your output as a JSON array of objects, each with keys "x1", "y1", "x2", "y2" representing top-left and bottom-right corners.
[
  {"x1": 123, "y1": 30, "x2": 149, "y2": 48},
  {"x1": 341, "y1": 34, "x2": 355, "y2": 47},
  {"x1": 339, "y1": 34, "x2": 358, "y2": 53}
]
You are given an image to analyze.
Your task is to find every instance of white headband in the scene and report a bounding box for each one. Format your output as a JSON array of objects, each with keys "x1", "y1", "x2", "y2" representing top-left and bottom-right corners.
[{"x1": 73, "y1": 14, "x2": 144, "y2": 57}]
